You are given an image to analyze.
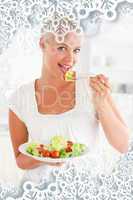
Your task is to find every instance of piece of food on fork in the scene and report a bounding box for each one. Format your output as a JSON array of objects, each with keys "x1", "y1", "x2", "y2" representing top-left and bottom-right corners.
[
  {"x1": 64, "y1": 71, "x2": 76, "y2": 81},
  {"x1": 64, "y1": 70, "x2": 96, "y2": 81}
]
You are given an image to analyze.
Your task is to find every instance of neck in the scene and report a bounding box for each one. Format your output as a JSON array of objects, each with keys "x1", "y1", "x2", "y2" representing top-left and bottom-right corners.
[{"x1": 39, "y1": 65, "x2": 73, "y2": 92}]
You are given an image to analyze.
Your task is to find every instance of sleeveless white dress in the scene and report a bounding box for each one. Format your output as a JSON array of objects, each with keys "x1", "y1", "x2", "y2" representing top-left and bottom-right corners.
[{"x1": 9, "y1": 78, "x2": 100, "y2": 183}]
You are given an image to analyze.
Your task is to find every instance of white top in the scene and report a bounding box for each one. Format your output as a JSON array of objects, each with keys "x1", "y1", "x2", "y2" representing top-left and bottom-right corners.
[{"x1": 8, "y1": 78, "x2": 100, "y2": 183}]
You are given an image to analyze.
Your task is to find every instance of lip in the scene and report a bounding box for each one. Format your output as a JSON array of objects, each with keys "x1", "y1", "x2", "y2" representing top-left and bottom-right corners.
[{"x1": 58, "y1": 64, "x2": 72, "y2": 74}]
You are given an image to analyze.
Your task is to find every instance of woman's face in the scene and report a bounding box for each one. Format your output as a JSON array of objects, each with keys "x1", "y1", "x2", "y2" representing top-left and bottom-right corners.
[{"x1": 40, "y1": 32, "x2": 82, "y2": 79}]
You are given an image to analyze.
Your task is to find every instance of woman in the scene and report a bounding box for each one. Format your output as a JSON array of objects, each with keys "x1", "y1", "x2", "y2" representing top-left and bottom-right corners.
[{"x1": 9, "y1": 31, "x2": 129, "y2": 183}]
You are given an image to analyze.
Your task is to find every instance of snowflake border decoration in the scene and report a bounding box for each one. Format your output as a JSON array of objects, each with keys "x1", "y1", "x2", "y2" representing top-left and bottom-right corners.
[
  {"x1": 0, "y1": 0, "x2": 133, "y2": 51},
  {"x1": 0, "y1": 0, "x2": 133, "y2": 199}
]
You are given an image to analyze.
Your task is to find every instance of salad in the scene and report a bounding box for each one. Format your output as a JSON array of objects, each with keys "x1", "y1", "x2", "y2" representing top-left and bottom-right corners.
[{"x1": 26, "y1": 135, "x2": 87, "y2": 159}]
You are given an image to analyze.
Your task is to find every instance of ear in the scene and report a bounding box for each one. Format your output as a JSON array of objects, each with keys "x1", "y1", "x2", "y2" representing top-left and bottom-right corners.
[{"x1": 39, "y1": 36, "x2": 45, "y2": 50}]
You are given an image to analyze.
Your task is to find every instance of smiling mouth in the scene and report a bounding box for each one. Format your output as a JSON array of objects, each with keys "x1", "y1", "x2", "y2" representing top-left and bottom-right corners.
[{"x1": 58, "y1": 64, "x2": 72, "y2": 74}]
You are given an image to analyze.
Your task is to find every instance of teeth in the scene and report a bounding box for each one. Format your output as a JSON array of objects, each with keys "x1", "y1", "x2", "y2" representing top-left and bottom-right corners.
[
  {"x1": 59, "y1": 64, "x2": 72, "y2": 70},
  {"x1": 63, "y1": 64, "x2": 71, "y2": 69}
]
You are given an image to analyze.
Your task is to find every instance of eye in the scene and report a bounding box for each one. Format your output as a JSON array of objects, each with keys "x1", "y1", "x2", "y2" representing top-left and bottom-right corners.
[
  {"x1": 57, "y1": 46, "x2": 66, "y2": 51},
  {"x1": 74, "y1": 48, "x2": 80, "y2": 54}
]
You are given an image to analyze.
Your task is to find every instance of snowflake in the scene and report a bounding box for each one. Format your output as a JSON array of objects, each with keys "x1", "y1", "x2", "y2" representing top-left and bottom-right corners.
[{"x1": 0, "y1": 1, "x2": 133, "y2": 199}]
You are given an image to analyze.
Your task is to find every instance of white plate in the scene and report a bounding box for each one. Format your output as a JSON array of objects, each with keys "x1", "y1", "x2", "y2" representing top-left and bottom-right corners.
[{"x1": 19, "y1": 142, "x2": 89, "y2": 163}]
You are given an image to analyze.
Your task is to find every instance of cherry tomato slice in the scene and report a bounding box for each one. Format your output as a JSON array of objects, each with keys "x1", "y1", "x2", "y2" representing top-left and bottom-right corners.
[
  {"x1": 42, "y1": 150, "x2": 50, "y2": 157},
  {"x1": 50, "y1": 151, "x2": 60, "y2": 158}
]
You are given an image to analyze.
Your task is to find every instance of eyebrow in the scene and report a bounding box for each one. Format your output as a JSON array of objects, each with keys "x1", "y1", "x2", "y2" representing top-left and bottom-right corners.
[{"x1": 57, "y1": 43, "x2": 81, "y2": 49}]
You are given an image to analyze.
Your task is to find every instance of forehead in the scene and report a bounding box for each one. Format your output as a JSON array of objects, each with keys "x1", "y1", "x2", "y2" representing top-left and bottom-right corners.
[
  {"x1": 63, "y1": 32, "x2": 83, "y2": 47},
  {"x1": 45, "y1": 32, "x2": 83, "y2": 48}
]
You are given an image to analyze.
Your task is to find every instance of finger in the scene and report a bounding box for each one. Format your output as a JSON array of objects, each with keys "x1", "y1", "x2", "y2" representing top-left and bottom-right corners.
[
  {"x1": 55, "y1": 162, "x2": 65, "y2": 166},
  {"x1": 90, "y1": 81, "x2": 108, "y2": 96},
  {"x1": 97, "y1": 74, "x2": 111, "y2": 88},
  {"x1": 97, "y1": 74, "x2": 108, "y2": 81},
  {"x1": 89, "y1": 76, "x2": 111, "y2": 94},
  {"x1": 90, "y1": 75, "x2": 107, "y2": 84},
  {"x1": 96, "y1": 83, "x2": 108, "y2": 93},
  {"x1": 90, "y1": 81, "x2": 103, "y2": 94},
  {"x1": 91, "y1": 75, "x2": 110, "y2": 89},
  {"x1": 44, "y1": 162, "x2": 62, "y2": 166},
  {"x1": 89, "y1": 78, "x2": 107, "y2": 90},
  {"x1": 90, "y1": 74, "x2": 108, "y2": 81},
  {"x1": 97, "y1": 80, "x2": 109, "y2": 91}
]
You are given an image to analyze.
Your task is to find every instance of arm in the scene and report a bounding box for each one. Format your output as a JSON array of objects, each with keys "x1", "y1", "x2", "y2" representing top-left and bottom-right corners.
[
  {"x1": 9, "y1": 109, "x2": 44, "y2": 169},
  {"x1": 89, "y1": 74, "x2": 129, "y2": 153},
  {"x1": 96, "y1": 93, "x2": 127, "y2": 126},
  {"x1": 106, "y1": 94, "x2": 128, "y2": 127},
  {"x1": 95, "y1": 95, "x2": 129, "y2": 153}
]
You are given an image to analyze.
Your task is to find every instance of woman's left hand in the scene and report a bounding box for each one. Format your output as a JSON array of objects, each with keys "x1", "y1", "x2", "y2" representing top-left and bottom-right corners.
[
  {"x1": 89, "y1": 74, "x2": 111, "y2": 97},
  {"x1": 89, "y1": 74, "x2": 112, "y2": 111}
]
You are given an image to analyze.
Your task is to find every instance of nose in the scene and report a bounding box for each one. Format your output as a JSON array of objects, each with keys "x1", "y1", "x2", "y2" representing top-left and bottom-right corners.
[{"x1": 65, "y1": 50, "x2": 75, "y2": 66}]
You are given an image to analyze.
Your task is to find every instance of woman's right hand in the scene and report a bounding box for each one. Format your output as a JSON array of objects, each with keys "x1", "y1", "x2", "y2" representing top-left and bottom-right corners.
[
  {"x1": 43, "y1": 161, "x2": 65, "y2": 167},
  {"x1": 16, "y1": 153, "x2": 65, "y2": 169}
]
